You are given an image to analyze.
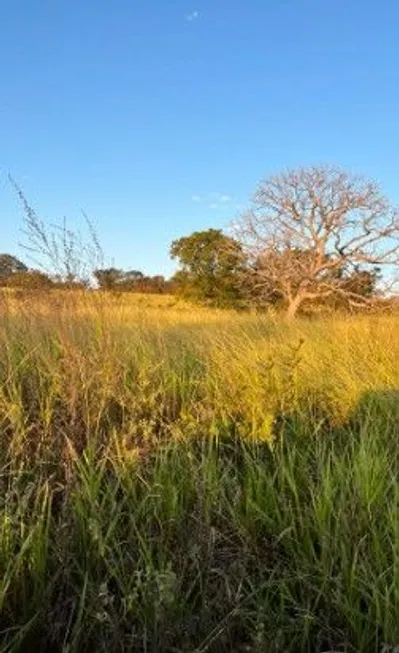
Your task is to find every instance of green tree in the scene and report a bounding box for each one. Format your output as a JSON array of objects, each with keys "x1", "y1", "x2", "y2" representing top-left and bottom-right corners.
[
  {"x1": 93, "y1": 268, "x2": 172, "y2": 294},
  {"x1": 93, "y1": 268, "x2": 123, "y2": 290},
  {"x1": 170, "y1": 229, "x2": 246, "y2": 306},
  {"x1": 0, "y1": 254, "x2": 27, "y2": 283}
]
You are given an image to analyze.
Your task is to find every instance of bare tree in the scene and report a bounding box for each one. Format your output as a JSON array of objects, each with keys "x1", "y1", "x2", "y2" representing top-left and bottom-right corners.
[{"x1": 233, "y1": 166, "x2": 399, "y2": 317}]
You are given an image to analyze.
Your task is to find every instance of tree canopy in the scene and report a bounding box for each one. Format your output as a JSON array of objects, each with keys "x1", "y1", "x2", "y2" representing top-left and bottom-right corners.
[
  {"x1": 0, "y1": 254, "x2": 27, "y2": 280},
  {"x1": 170, "y1": 229, "x2": 246, "y2": 306}
]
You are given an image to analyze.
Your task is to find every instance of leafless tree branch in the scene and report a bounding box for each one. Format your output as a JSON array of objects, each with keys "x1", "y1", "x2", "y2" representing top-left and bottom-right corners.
[{"x1": 232, "y1": 165, "x2": 399, "y2": 317}]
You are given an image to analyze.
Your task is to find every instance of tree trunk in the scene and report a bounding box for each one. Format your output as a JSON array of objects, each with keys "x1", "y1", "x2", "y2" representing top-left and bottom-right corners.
[{"x1": 285, "y1": 294, "x2": 303, "y2": 319}]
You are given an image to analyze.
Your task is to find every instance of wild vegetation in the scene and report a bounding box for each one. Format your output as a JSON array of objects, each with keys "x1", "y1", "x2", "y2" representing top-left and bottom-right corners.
[
  {"x1": 1, "y1": 164, "x2": 399, "y2": 651},
  {"x1": 1, "y1": 290, "x2": 399, "y2": 652},
  {"x1": 5, "y1": 166, "x2": 399, "y2": 315}
]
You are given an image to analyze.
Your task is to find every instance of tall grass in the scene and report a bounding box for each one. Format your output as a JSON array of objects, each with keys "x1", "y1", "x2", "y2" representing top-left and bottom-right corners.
[{"x1": 1, "y1": 291, "x2": 399, "y2": 652}]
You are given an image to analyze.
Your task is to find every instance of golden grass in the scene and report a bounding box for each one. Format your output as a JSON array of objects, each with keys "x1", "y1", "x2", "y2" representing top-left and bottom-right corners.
[
  {"x1": 1, "y1": 291, "x2": 399, "y2": 651},
  {"x1": 2, "y1": 290, "x2": 398, "y2": 448}
]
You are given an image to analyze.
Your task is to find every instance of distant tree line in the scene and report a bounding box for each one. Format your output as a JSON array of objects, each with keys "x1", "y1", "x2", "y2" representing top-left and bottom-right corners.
[
  {"x1": 0, "y1": 256, "x2": 175, "y2": 294},
  {"x1": 5, "y1": 165, "x2": 399, "y2": 317},
  {"x1": 93, "y1": 268, "x2": 175, "y2": 294},
  {"x1": 0, "y1": 254, "x2": 54, "y2": 289}
]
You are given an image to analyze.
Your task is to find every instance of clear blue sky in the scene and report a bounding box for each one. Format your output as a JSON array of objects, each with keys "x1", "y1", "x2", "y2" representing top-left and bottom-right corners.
[{"x1": 2, "y1": 0, "x2": 399, "y2": 276}]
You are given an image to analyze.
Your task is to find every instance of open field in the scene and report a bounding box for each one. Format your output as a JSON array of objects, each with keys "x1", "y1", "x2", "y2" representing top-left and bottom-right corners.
[{"x1": 1, "y1": 292, "x2": 399, "y2": 652}]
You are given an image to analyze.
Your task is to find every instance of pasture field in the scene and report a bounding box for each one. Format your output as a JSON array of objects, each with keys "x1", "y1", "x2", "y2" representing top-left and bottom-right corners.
[{"x1": 1, "y1": 291, "x2": 399, "y2": 652}]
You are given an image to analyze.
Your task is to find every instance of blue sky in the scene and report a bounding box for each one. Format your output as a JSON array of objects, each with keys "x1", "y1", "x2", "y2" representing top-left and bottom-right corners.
[{"x1": 1, "y1": 0, "x2": 399, "y2": 276}]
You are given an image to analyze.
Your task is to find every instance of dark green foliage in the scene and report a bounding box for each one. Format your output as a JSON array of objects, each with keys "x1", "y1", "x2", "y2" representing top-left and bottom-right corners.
[
  {"x1": 2, "y1": 407, "x2": 399, "y2": 652},
  {"x1": 0, "y1": 254, "x2": 27, "y2": 282},
  {"x1": 94, "y1": 267, "x2": 125, "y2": 290},
  {"x1": 335, "y1": 266, "x2": 382, "y2": 307},
  {"x1": 94, "y1": 268, "x2": 173, "y2": 294},
  {"x1": 170, "y1": 229, "x2": 247, "y2": 306}
]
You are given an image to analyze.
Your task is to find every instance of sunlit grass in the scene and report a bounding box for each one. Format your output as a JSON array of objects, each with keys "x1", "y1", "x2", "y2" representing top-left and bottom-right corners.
[{"x1": 1, "y1": 291, "x2": 399, "y2": 651}]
